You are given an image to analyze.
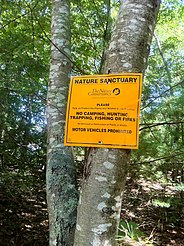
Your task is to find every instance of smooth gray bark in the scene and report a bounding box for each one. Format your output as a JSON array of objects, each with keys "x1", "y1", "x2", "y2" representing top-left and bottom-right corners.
[
  {"x1": 46, "y1": 1, "x2": 78, "y2": 245},
  {"x1": 74, "y1": 1, "x2": 160, "y2": 245}
]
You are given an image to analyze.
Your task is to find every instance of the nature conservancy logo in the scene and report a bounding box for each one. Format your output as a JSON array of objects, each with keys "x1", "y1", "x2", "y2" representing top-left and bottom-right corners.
[
  {"x1": 112, "y1": 88, "x2": 120, "y2": 95},
  {"x1": 88, "y1": 88, "x2": 121, "y2": 96}
]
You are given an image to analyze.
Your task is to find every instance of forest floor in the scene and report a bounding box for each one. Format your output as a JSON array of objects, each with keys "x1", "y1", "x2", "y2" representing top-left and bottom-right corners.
[
  {"x1": 121, "y1": 178, "x2": 184, "y2": 246},
  {"x1": 0, "y1": 177, "x2": 183, "y2": 246}
]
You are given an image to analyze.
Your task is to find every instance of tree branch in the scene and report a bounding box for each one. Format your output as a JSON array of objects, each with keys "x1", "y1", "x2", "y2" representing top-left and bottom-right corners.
[
  {"x1": 142, "y1": 79, "x2": 184, "y2": 110},
  {"x1": 0, "y1": 12, "x2": 29, "y2": 30},
  {"x1": 154, "y1": 32, "x2": 173, "y2": 86},
  {"x1": 136, "y1": 151, "x2": 184, "y2": 165},
  {"x1": 0, "y1": 1, "x2": 38, "y2": 30},
  {"x1": 32, "y1": 11, "x2": 88, "y2": 75},
  {"x1": 140, "y1": 121, "x2": 184, "y2": 131}
]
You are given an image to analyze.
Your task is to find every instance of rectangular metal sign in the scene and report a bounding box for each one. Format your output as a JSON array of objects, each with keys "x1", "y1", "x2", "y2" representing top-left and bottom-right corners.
[{"x1": 64, "y1": 73, "x2": 142, "y2": 149}]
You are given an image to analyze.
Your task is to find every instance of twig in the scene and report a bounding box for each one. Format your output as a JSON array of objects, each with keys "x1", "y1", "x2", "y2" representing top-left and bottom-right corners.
[{"x1": 140, "y1": 121, "x2": 184, "y2": 131}]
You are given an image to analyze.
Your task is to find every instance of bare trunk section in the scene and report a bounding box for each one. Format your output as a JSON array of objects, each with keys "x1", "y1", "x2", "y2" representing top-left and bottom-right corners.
[
  {"x1": 74, "y1": 148, "x2": 129, "y2": 245},
  {"x1": 74, "y1": 1, "x2": 160, "y2": 245},
  {"x1": 46, "y1": 1, "x2": 78, "y2": 246}
]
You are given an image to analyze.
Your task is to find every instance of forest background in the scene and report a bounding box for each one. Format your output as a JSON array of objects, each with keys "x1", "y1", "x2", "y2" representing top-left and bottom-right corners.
[{"x1": 0, "y1": 0, "x2": 184, "y2": 245}]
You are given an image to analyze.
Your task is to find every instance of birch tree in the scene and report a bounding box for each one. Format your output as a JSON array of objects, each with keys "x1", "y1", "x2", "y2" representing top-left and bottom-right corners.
[
  {"x1": 46, "y1": 0, "x2": 78, "y2": 245},
  {"x1": 74, "y1": 1, "x2": 161, "y2": 245}
]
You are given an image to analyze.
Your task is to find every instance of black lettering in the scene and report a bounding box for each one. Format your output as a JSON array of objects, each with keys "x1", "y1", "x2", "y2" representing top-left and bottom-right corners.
[
  {"x1": 115, "y1": 117, "x2": 121, "y2": 120},
  {"x1": 76, "y1": 112, "x2": 83, "y2": 115},
  {"x1": 72, "y1": 128, "x2": 86, "y2": 132},
  {"x1": 97, "y1": 103, "x2": 109, "y2": 106}
]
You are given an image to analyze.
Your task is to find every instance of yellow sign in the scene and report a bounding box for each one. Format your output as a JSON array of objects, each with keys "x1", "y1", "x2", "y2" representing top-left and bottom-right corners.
[{"x1": 64, "y1": 73, "x2": 142, "y2": 149}]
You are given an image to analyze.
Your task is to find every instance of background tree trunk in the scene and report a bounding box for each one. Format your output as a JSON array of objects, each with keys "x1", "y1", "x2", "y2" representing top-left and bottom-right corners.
[
  {"x1": 74, "y1": 1, "x2": 160, "y2": 245},
  {"x1": 46, "y1": 0, "x2": 78, "y2": 245}
]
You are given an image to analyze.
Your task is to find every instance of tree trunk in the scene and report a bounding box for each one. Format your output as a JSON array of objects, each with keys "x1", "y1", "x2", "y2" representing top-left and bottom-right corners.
[
  {"x1": 74, "y1": 1, "x2": 160, "y2": 245},
  {"x1": 46, "y1": 0, "x2": 78, "y2": 245}
]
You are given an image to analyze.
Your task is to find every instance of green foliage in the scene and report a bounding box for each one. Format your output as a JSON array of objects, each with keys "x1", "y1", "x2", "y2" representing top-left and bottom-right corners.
[
  {"x1": 132, "y1": 0, "x2": 184, "y2": 180},
  {"x1": 0, "y1": 1, "x2": 50, "y2": 242},
  {"x1": 71, "y1": 0, "x2": 114, "y2": 74},
  {"x1": 0, "y1": 0, "x2": 184, "y2": 244},
  {"x1": 175, "y1": 183, "x2": 184, "y2": 191},
  {"x1": 118, "y1": 220, "x2": 144, "y2": 241},
  {"x1": 117, "y1": 220, "x2": 154, "y2": 246},
  {"x1": 152, "y1": 198, "x2": 171, "y2": 208},
  {"x1": 0, "y1": 7, "x2": 48, "y2": 199},
  {"x1": 0, "y1": 0, "x2": 50, "y2": 170},
  {"x1": 129, "y1": 0, "x2": 184, "y2": 235},
  {"x1": 152, "y1": 196, "x2": 183, "y2": 208}
]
